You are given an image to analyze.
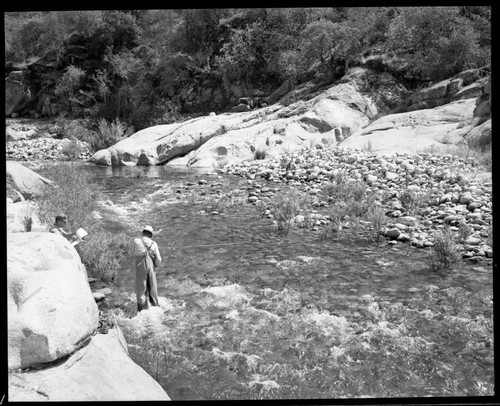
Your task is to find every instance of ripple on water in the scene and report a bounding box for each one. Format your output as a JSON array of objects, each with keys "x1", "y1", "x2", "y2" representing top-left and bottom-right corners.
[{"x1": 81, "y1": 164, "x2": 493, "y2": 399}]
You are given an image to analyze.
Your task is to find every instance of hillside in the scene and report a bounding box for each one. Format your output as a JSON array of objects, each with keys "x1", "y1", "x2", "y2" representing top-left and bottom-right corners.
[{"x1": 5, "y1": 8, "x2": 491, "y2": 129}]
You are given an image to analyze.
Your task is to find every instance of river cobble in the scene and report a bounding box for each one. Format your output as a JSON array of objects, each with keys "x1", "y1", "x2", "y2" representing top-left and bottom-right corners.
[
  {"x1": 6, "y1": 137, "x2": 92, "y2": 161},
  {"x1": 222, "y1": 147, "x2": 493, "y2": 262}
]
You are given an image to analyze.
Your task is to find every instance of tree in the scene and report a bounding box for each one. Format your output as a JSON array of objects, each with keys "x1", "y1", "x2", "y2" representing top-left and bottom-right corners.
[
  {"x1": 54, "y1": 65, "x2": 86, "y2": 106},
  {"x1": 387, "y1": 7, "x2": 488, "y2": 81}
]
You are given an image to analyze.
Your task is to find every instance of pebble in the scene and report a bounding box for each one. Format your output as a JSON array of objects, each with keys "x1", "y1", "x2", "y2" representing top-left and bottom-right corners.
[
  {"x1": 6, "y1": 137, "x2": 92, "y2": 161},
  {"x1": 11, "y1": 122, "x2": 492, "y2": 262}
]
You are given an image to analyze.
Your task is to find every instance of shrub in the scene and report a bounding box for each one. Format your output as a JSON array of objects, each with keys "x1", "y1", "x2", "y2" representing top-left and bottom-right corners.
[
  {"x1": 75, "y1": 229, "x2": 129, "y2": 282},
  {"x1": 35, "y1": 162, "x2": 129, "y2": 283},
  {"x1": 362, "y1": 140, "x2": 374, "y2": 152},
  {"x1": 456, "y1": 222, "x2": 473, "y2": 245},
  {"x1": 399, "y1": 188, "x2": 429, "y2": 215},
  {"x1": 269, "y1": 188, "x2": 310, "y2": 235},
  {"x1": 56, "y1": 119, "x2": 95, "y2": 141},
  {"x1": 366, "y1": 205, "x2": 388, "y2": 244},
  {"x1": 323, "y1": 188, "x2": 385, "y2": 242},
  {"x1": 430, "y1": 226, "x2": 461, "y2": 273},
  {"x1": 61, "y1": 138, "x2": 87, "y2": 159},
  {"x1": 88, "y1": 117, "x2": 132, "y2": 152},
  {"x1": 203, "y1": 194, "x2": 230, "y2": 213},
  {"x1": 36, "y1": 162, "x2": 103, "y2": 232},
  {"x1": 254, "y1": 147, "x2": 267, "y2": 160},
  {"x1": 18, "y1": 204, "x2": 33, "y2": 232},
  {"x1": 323, "y1": 171, "x2": 364, "y2": 202}
]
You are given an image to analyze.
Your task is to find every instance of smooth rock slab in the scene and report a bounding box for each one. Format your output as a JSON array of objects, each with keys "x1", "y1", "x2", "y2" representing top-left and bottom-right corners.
[
  {"x1": 8, "y1": 232, "x2": 99, "y2": 371},
  {"x1": 8, "y1": 327, "x2": 171, "y2": 401},
  {"x1": 6, "y1": 161, "x2": 53, "y2": 200}
]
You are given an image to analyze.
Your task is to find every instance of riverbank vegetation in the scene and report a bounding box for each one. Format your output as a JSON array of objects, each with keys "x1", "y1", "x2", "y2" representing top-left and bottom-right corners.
[
  {"x1": 35, "y1": 162, "x2": 128, "y2": 282},
  {"x1": 5, "y1": 7, "x2": 490, "y2": 131}
]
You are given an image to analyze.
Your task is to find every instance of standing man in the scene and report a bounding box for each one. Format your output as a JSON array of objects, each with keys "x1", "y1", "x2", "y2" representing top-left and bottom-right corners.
[{"x1": 128, "y1": 225, "x2": 162, "y2": 312}]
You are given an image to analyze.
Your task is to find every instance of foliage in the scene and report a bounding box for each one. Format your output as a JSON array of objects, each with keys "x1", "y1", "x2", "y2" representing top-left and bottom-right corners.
[
  {"x1": 429, "y1": 226, "x2": 461, "y2": 273},
  {"x1": 34, "y1": 162, "x2": 129, "y2": 283},
  {"x1": 5, "y1": 7, "x2": 491, "y2": 124},
  {"x1": 36, "y1": 162, "x2": 103, "y2": 232},
  {"x1": 89, "y1": 117, "x2": 131, "y2": 151},
  {"x1": 456, "y1": 222, "x2": 473, "y2": 245},
  {"x1": 54, "y1": 65, "x2": 86, "y2": 105},
  {"x1": 75, "y1": 229, "x2": 129, "y2": 282},
  {"x1": 398, "y1": 187, "x2": 430, "y2": 215},
  {"x1": 322, "y1": 171, "x2": 366, "y2": 202},
  {"x1": 61, "y1": 138, "x2": 87, "y2": 159},
  {"x1": 269, "y1": 189, "x2": 310, "y2": 235},
  {"x1": 56, "y1": 118, "x2": 95, "y2": 141},
  {"x1": 254, "y1": 147, "x2": 267, "y2": 160},
  {"x1": 387, "y1": 7, "x2": 488, "y2": 81}
]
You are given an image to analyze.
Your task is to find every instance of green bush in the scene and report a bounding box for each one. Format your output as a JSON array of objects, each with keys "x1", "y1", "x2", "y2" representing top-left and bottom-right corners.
[
  {"x1": 75, "y1": 229, "x2": 129, "y2": 282},
  {"x1": 254, "y1": 147, "x2": 267, "y2": 160},
  {"x1": 323, "y1": 184, "x2": 385, "y2": 242},
  {"x1": 56, "y1": 119, "x2": 95, "y2": 141},
  {"x1": 323, "y1": 171, "x2": 366, "y2": 202},
  {"x1": 88, "y1": 117, "x2": 131, "y2": 152},
  {"x1": 61, "y1": 139, "x2": 87, "y2": 159},
  {"x1": 36, "y1": 162, "x2": 103, "y2": 232},
  {"x1": 399, "y1": 188, "x2": 429, "y2": 215},
  {"x1": 430, "y1": 226, "x2": 461, "y2": 273},
  {"x1": 270, "y1": 188, "x2": 310, "y2": 235},
  {"x1": 366, "y1": 205, "x2": 388, "y2": 244},
  {"x1": 456, "y1": 222, "x2": 473, "y2": 245},
  {"x1": 35, "y1": 162, "x2": 130, "y2": 283}
]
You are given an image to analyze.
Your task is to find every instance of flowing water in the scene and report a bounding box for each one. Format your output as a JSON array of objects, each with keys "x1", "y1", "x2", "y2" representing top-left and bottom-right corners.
[{"x1": 82, "y1": 163, "x2": 493, "y2": 400}]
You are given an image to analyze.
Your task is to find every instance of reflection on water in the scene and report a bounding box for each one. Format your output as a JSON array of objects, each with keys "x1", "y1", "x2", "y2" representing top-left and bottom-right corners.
[{"x1": 81, "y1": 164, "x2": 493, "y2": 399}]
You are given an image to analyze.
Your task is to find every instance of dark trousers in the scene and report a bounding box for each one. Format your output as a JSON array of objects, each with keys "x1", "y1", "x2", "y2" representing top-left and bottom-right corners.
[{"x1": 134, "y1": 255, "x2": 159, "y2": 311}]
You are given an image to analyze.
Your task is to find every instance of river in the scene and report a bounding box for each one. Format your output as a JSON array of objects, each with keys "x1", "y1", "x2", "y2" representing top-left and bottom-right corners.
[{"x1": 82, "y1": 163, "x2": 494, "y2": 400}]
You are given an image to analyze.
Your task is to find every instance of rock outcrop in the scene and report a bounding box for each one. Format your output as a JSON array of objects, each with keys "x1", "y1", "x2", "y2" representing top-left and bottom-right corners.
[
  {"x1": 6, "y1": 160, "x2": 53, "y2": 200},
  {"x1": 402, "y1": 67, "x2": 490, "y2": 112},
  {"x1": 90, "y1": 79, "x2": 377, "y2": 168},
  {"x1": 338, "y1": 98, "x2": 476, "y2": 155},
  {"x1": 9, "y1": 326, "x2": 171, "y2": 401},
  {"x1": 8, "y1": 232, "x2": 99, "y2": 371},
  {"x1": 5, "y1": 70, "x2": 35, "y2": 117}
]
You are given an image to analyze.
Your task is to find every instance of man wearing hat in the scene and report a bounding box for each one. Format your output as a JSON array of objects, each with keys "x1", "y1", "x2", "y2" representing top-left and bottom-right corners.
[{"x1": 128, "y1": 225, "x2": 162, "y2": 311}]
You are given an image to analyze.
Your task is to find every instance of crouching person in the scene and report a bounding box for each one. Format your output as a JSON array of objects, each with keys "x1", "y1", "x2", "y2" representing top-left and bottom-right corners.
[{"x1": 128, "y1": 225, "x2": 162, "y2": 312}]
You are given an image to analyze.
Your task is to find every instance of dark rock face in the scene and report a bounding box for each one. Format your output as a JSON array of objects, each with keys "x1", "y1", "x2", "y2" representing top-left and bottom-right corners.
[
  {"x1": 472, "y1": 76, "x2": 491, "y2": 126},
  {"x1": 5, "y1": 71, "x2": 35, "y2": 117},
  {"x1": 402, "y1": 67, "x2": 490, "y2": 113}
]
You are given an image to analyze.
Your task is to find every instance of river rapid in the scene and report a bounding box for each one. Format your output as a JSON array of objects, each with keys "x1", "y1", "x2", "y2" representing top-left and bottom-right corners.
[{"x1": 83, "y1": 163, "x2": 493, "y2": 400}]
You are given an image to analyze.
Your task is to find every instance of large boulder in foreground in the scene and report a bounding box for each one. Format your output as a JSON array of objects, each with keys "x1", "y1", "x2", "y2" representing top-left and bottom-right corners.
[
  {"x1": 8, "y1": 232, "x2": 99, "y2": 371},
  {"x1": 7, "y1": 161, "x2": 52, "y2": 200},
  {"x1": 338, "y1": 98, "x2": 476, "y2": 155},
  {"x1": 9, "y1": 326, "x2": 171, "y2": 401},
  {"x1": 90, "y1": 79, "x2": 377, "y2": 168}
]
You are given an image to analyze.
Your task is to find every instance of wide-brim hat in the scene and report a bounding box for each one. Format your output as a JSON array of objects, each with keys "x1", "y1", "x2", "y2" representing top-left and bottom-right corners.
[{"x1": 143, "y1": 225, "x2": 154, "y2": 235}]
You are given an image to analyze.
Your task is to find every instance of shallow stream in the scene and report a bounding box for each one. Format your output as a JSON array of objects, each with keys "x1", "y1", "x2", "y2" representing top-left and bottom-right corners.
[{"x1": 83, "y1": 163, "x2": 493, "y2": 400}]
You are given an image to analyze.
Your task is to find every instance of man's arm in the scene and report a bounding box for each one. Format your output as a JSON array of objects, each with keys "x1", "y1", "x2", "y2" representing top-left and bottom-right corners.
[{"x1": 153, "y1": 243, "x2": 162, "y2": 266}]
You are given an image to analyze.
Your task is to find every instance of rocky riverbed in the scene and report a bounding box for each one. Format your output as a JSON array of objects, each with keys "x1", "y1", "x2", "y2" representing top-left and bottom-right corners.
[
  {"x1": 6, "y1": 116, "x2": 493, "y2": 266},
  {"x1": 6, "y1": 119, "x2": 92, "y2": 161},
  {"x1": 221, "y1": 147, "x2": 493, "y2": 263}
]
